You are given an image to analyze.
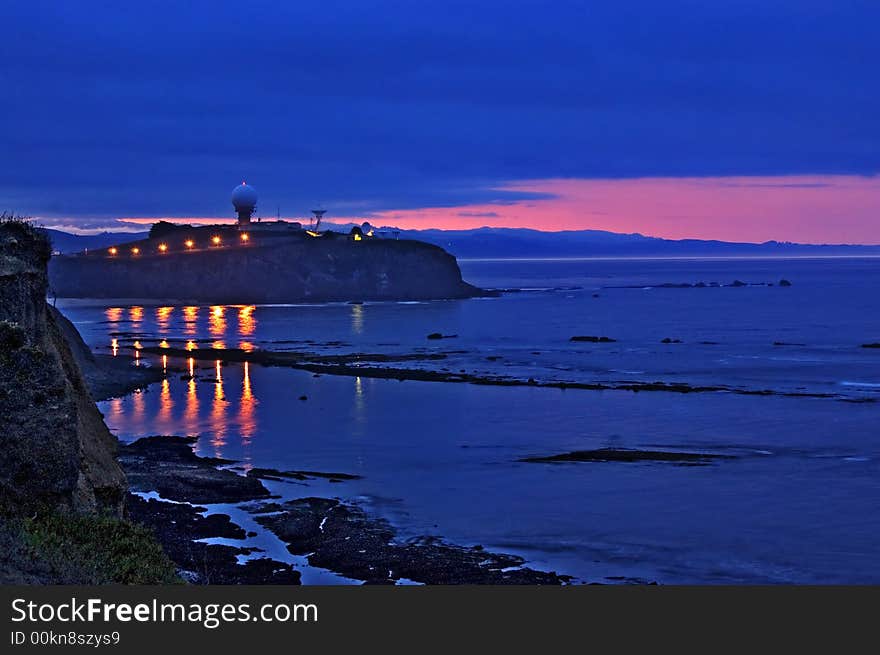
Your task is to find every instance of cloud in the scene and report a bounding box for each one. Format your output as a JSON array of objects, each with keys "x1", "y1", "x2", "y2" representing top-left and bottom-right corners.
[
  {"x1": 1, "y1": 1, "x2": 878, "y2": 241},
  {"x1": 365, "y1": 175, "x2": 880, "y2": 244},
  {"x1": 457, "y1": 211, "x2": 500, "y2": 218}
]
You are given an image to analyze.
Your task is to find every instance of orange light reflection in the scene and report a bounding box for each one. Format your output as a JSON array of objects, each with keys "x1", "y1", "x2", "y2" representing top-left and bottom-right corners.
[
  {"x1": 183, "y1": 306, "x2": 199, "y2": 335},
  {"x1": 237, "y1": 305, "x2": 256, "y2": 336},
  {"x1": 209, "y1": 305, "x2": 226, "y2": 337}
]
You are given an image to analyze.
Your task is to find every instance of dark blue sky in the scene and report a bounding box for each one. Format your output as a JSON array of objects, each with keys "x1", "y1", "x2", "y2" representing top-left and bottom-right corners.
[{"x1": 2, "y1": 1, "x2": 878, "y2": 230}]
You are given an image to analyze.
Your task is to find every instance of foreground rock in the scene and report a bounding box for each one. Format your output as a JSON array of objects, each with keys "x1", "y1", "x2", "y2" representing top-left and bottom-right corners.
[
  {"x1": 247, "y1": 467, "x2": 361, "y2": 482},
  {"x1": 128, "y1": 494, "x2": 300, "y2": 585},
  {"x1": 118, "y1": 436, "x2": 271, "y2": 504},
  {"x1": 520, "y1": 448, "x2": 735, "y2": 465},
  {"x1": 254, "y1": 497, "x2": 568, "y2": 585}
]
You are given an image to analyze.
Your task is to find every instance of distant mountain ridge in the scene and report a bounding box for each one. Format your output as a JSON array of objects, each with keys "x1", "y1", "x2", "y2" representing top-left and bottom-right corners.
[
  {"x1": 40, "y1": 228, "x2": 148, "y2": 254},
  {"x1": 380, "y1": 226, "x2": 880, "y2": 258},
  {"x1": 41, "y1": 225, "x2": 880, "y2": 258}
]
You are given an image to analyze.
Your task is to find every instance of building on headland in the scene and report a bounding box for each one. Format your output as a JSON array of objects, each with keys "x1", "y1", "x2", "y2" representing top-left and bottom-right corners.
[{"x1": 46, "y1": 183, "x2": 484, "y2": 303}]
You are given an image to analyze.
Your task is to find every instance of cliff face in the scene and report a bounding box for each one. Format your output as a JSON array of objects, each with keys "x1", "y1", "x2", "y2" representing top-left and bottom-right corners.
[
  {"x1": 48, "y1": 234, "x2": 484, "y2": 303},
  {"x1": 0, "y1": 220, "x2": 126, "y2": 516}
]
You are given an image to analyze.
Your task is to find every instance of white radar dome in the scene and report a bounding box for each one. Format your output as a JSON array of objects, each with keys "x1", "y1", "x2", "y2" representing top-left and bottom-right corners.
[{"x1": 231, "y1": 182, "x2": 258, "y2": 210}]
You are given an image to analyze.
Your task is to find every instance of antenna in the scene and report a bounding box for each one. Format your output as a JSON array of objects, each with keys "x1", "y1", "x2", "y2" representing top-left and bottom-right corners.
[{"x1": 310, "y1": 207, "x2": 327, "y2": 231}]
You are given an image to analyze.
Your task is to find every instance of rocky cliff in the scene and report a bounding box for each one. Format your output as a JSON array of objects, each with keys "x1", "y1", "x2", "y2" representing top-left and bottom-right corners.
[
  {"x1": 48, "y1": 231, "x2": 484, "y2": 303},
  {"x1": 0, "y1": 219, "x2": 127, "y2": 515}
]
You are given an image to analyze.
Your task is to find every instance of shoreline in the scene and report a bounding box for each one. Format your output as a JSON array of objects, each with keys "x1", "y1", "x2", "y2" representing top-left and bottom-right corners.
[
  {"x1": 117, "y1": 434, "x2": 572, "y2": 585},
  {"x1": 79, "y1": 347, "x2": 573, "y2": 585}
]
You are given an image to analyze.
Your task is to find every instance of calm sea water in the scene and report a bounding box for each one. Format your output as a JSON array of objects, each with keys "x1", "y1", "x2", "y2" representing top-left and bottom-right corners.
[{"x1": 59, "y1": 257, "x2": 880, "y2": 583}]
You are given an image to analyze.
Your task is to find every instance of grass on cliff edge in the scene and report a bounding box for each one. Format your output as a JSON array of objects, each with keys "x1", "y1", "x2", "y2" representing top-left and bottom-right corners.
[{"x1": 1, "y1": 512, "x2": 181, "y2": 584}]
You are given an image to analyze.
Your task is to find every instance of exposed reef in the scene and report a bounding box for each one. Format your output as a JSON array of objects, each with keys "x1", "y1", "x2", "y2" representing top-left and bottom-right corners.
[
  {"x1": 602, "y1": 279, "x2": 793, "y2": 289},
  {"x1": 520, "y1": 448, "x2": 736, "y2": 465},
  {"x1": 126, "y1": 495, "x2": 301, "y2": 585},
  {"x1": 120, "y1": 435, "x2": 568, "y2": 585},
  {"x1": 118, "y1": 436, "x2": 271, "y2": 504},
  {"x1": 246, "y1": 467, "x2": 362, "y2": 483},
  {"x1": 142, "y1": 345, "x2": 839, "y2": 400},
  {"x1": 253, "y1": 497, "x2": 568, "y2": 585}
]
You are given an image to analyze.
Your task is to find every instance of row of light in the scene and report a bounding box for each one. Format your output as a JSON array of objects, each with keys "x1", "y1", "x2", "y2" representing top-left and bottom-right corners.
[{"x1": 108, "y1": 233, "x2": 249, "y2": 256}]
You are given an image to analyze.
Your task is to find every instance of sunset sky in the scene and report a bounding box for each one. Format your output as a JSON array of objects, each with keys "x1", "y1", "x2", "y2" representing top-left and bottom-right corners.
[{"x1": 2, "y1": 2, "x2": 879, "y2": 243}]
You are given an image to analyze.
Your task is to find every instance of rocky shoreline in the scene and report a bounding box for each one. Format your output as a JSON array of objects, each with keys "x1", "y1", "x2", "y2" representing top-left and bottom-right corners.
[{"x1": 117, "y1": 435, "x2": 570, "y2": 585}]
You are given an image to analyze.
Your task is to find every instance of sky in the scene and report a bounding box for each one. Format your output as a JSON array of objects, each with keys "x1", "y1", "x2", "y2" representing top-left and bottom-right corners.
[{"x1": 1, "y1": 1, "x2": 879, "y2": 243}]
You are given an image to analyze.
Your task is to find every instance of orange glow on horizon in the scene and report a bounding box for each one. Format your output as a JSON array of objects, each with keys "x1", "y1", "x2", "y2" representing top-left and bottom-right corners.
[
  {"x1": 115, "y1": 173, "x2": 880, "y2": 243},
  {"x1": 369, "y1": 175, "x2": 880, "y2": 244}
]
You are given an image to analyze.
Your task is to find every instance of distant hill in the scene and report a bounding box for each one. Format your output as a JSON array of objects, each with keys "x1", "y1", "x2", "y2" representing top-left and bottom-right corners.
[
  {"x1": 39, "y1": 228, "x2": 148, "y2": 254},
  {"x1": 387, "y1": 226, "x2": 880, "y2": 258},
  {"x1": 42, "y1": 224, "x2": 880, "y2": 258}
]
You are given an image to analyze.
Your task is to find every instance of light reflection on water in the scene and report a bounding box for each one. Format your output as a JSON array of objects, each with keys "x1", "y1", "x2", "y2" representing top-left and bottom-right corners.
[
  {"x1": 209, "y1": 305, "x2": 226, "y2": 336},
  {"x1": 350, "y1": 303, "x2": 364, "y2": 334},
  {"x1": 105, "y1": 355, "x2": 260, "y2": 464},
  {"x1": 74, "y1": 259, "x2": 880, "y2": 583},
  {"x1": 183, "y1": 306, "x2": 199, "y2": 335},
  {"x1": 238, "y1": 305, "x2": 256, "y2": 336},
  {"x1": 105, "y1": 303, "x2": 260, "y2": 356},
  {"x1": 211, "y1": 360, "x2": 227, "y2": 457},
  {"x1": 156, "y1": 306, "x2": 173, "y2": 330},
  {"x1": 98, "y1": 352, "x2": 880, "y2": 584}
]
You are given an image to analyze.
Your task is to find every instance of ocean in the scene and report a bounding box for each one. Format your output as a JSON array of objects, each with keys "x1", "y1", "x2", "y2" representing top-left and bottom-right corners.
[{"x1": 58, "y1": 256, "x2": 880, "y2": 583}]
